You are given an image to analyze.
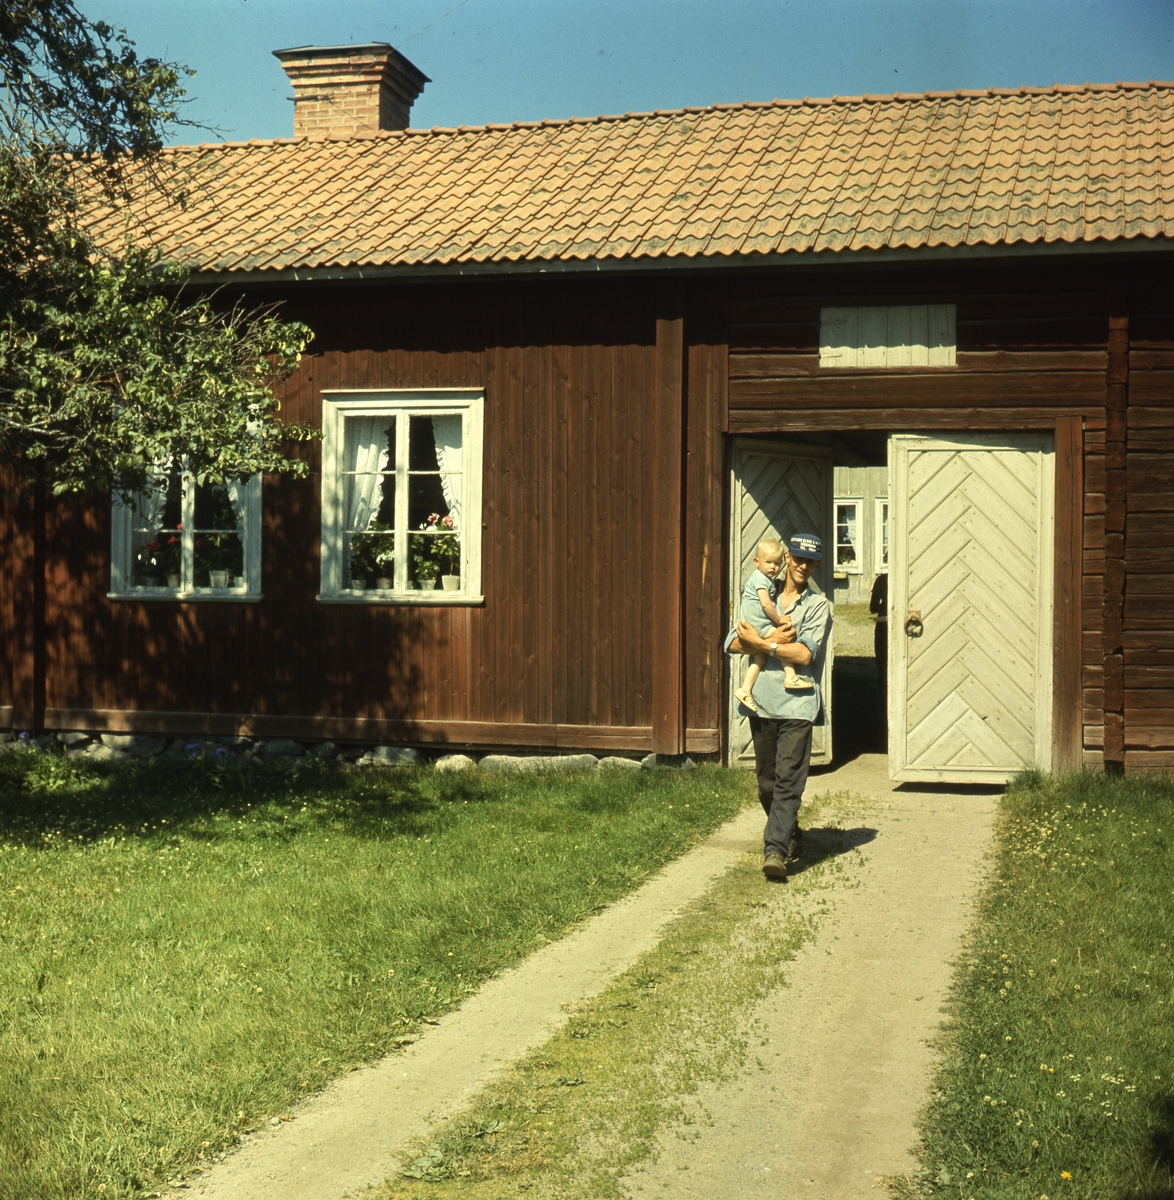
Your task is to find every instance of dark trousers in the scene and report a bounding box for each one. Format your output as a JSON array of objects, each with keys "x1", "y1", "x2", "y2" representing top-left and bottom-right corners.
[
  {"x1": 748, "y1": 716, "x2": 812, "y2": 858},
  {"x1": 875, "y1": 621, "x2": 888, "y2": 712}
]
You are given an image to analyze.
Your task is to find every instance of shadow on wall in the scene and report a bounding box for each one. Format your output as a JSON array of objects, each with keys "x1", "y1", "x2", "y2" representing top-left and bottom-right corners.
[{"x1": 38, "y1": 480, "x2": 427, "y2": 736}]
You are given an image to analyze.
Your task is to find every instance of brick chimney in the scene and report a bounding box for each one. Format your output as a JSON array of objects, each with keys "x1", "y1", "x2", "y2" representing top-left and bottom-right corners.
[{"x1": 273, "y1": 43, "x2": 430, "y2": 137}]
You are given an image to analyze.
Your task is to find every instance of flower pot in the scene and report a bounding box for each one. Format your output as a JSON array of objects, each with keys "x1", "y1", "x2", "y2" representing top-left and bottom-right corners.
[
  {"x1": 351, "y1": 578, "x2": 369, "y2": 591},
  {"x1": 441, "y1": 575, "x2": 461, "y2": 591},
  {"x1": 209, "y1": 570, "x2": 230, "y2": 589},
  {"x1": 166, "y1": 574, "x2": 181, "y2": 588},
  {"x1": 375, "y1": 577, "x2": 393, "y2": 591},
  {"x1": 418, "y1": 578, "x2": 438, "y2": 590},
  {"x1": 234, "y1": 576, "x2": 246, "y2": 589}
]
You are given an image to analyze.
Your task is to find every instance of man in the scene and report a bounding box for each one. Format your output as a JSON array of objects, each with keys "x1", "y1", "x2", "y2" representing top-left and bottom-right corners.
[{"x1": 726, "y1": 533, "x2": 832, "y2": 882}]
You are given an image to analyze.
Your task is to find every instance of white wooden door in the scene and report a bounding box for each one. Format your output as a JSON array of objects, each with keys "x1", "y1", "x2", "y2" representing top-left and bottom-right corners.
[
  {"x1": 729, "y1": 441, "x2": 834, "y2": 768},
  {"x1": 888, "y1": 433, "x2": 1055, "y2": 783}
]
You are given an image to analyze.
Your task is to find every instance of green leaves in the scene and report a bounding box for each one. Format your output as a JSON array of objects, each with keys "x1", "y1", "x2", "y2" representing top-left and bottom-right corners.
[
  {"x1": 0, "y1": 0, "x2": 193, "y2": 162},
  {"x1": 0, "y1": 1, "x2": 318, "y2": 495},
  {"x1": 0, "y1": 218, "x2": 316, "y2": 493}
]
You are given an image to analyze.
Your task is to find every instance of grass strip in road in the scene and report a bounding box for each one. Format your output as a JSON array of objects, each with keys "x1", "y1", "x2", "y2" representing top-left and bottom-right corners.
[
  {"x1": 380, "y1": 792, "x2": 876, "y2": 1200},
  {"x1": 0, "y1": 749, "x2": 750, "y2": 1200},
  {"x1": 895, "y1": 771, "x2": 1174, "y2": 1200}
]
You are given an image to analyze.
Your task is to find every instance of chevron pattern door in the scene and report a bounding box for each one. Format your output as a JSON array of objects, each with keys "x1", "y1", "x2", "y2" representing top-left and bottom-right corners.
[
  {"x1": 729, "y1": 441, "x2": 834, "y2": 768},
  {"x1": 888, "y1": 433, "x2": 1055, "y2": 783}
]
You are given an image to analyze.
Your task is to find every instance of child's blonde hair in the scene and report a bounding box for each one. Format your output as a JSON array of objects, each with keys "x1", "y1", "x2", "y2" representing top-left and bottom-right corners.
[{"x1": 755, "y1": 537, "x2": 783, "y2": 559}]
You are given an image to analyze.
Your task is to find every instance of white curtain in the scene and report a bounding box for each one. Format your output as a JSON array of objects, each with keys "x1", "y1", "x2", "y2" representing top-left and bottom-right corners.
[
  {"x1": 136, "y1": 475, "x2": 167, "y2": 532},
  {"x1": 431, "y1": 415, "x2": 463, "y2": 526},
  {"x1": 226, "y1": 478, "x2": 248, "y2": 533},
  {"x1": 346, "y1": 417, "x2": 392, "y2": 531}
]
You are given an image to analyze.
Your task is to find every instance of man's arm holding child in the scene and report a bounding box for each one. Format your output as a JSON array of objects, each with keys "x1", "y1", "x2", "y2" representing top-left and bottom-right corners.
[{"x1": 728, "y1": 618, "x2": 813, "y2": 667}]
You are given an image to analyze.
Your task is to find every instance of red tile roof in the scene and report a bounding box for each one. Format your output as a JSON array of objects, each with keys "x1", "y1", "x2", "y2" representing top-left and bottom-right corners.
[{"x1": 85, "y1": 82, "x2": 1174, "y2": 275}]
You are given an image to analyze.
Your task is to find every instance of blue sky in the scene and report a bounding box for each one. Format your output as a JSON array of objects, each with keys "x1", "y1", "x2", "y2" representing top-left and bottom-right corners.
[{"x1": 80, "y1": 0, "x2": 1174, "y2": 144}]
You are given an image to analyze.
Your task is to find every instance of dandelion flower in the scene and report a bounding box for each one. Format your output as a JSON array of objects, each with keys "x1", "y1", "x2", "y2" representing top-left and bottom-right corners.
[{"x1": 1060, "y1": 1171, "x2": 1072, "y2": 1180}]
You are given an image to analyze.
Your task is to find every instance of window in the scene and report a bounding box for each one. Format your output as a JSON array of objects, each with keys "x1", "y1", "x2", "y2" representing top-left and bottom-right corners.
[
  {"x1": 319, "y1": 390, "x2": 484, "y2": 604},
  {"x1": 875, "y1": 498, "x2": 889, "y2": 572},
  {"x1": 820, "y1": 305, "x2": 956, "y2": 368},
  {"x1": 110, "y1": 470, "x2": 262, "y2": 600},
  {"x1": 834, "y1": 500, "x2": 862, "y2": 573}
]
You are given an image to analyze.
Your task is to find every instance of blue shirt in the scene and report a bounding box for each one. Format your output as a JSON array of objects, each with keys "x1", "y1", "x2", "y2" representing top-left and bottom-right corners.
[
  {"x1": 725, "y1": 585, "x2": 832, "y2": 722},
  {"x1": 740, "y1": 568, "x2": 781, "y2": 636}
]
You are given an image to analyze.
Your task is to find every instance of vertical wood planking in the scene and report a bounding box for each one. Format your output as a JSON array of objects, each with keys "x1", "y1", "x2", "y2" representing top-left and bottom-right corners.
[
  {"x1": 684, "y1": 283, "x2": 729, "y2": 745},
  {"x1": 1103, "y1": 280, "x2": 1128, "y2": 769},
  {"x1": 651, "y1": 282, "x2": 687, "y2": 754},
  {"x1": 1053, "y1": 416, "x2": 1084, "y2": 770}
]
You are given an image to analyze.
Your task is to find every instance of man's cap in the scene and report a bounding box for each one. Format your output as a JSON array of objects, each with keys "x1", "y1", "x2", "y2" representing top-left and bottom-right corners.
[{"x1": 788, "y1": 533, "x2": 822, "y2": 562}]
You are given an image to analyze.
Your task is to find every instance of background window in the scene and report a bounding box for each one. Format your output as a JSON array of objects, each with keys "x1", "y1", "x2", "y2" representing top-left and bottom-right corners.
[
  {"x1": 111, "y1": 472, "x2": 262, "y2": 599},
  {"x1": 320, "y1": 391, "x2": 483, "y2": 603},
  {"x1": 834, "y1": 500, "x2": 862, "y2": 573}
]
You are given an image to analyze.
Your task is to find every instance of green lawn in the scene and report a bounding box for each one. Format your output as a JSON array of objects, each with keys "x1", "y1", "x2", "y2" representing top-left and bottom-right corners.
[
  {"x1": 0, "y1": 748, "x2": 752, "y2": 1200},
  {"x1": 898, "y1": 771, "x2": 1174, "y2": 1200}
]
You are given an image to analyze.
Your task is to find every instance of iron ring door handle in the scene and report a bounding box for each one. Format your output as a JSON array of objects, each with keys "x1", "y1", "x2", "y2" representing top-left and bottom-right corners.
[{"x1": 904, "y1": 610, "x2": 924, "y2": 638}]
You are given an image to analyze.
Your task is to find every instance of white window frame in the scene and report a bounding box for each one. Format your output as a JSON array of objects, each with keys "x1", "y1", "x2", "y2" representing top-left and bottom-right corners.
[
  {"x1": 875, "y1": 497, "x2": 890, "y2": 573},
  {"x1": 109, "y1": 473, "x2": 263, "y2": 601},
  {"x1": 834, "y1": 497, "x2": 863, "y2": 574},
  {"x1": 318, "y1": 388, "x2": 485, "y2": 606}
]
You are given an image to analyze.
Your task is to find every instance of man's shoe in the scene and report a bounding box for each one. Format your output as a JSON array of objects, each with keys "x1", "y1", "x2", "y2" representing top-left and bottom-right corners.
[
  {"x1": 762, "y1": 852, "x2": 788, "y2": 881},
  {"x1": 786, "y1": 826, "x2": 804, "y2": 863}
]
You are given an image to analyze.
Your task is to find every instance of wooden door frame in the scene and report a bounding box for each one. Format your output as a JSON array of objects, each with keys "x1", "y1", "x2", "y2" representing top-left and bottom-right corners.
[
  {"x1": 725, "y1": 437, "x2": 835, "y2": 767},
  {"x1": 724, "y1": 412, "x2": 1084, "y2": 774}
]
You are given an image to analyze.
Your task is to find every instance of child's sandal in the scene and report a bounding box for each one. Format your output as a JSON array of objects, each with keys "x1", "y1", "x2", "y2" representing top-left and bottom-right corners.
[{"x1": 734, "y1": 687, "x2": 759, "y2": 713}]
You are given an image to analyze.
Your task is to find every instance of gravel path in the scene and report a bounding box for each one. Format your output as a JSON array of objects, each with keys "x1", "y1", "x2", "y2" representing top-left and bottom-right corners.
[
  {"x1": 174, "y1": 802, "x2": 769, "y2": 1200},
  {"x1": 175, "y1": 754, "x2": 997, "y2": 1199},
  {"x1": 621, "y1": 756, "x2": 998, "y2": 1198}
]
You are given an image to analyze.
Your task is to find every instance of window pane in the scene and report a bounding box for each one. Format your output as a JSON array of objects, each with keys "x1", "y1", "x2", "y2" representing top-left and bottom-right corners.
[
  {"x1": 409, "y1": 527, "x2": 460, "y2": 586},
  {"x1": 194, "y1": 532, "x2": 244, "y2": 587},
  {"x1": 132, "y1": 528, "x2": 182, "y2": 586},
  {"x1": 345, "y1": 472, "x2": 395, "y2": 534},
  {"x1": 409, "y1": 415, "x2": 441, "y2": 470},
  {"x1": 836, "y1": 503, "x2": 859, "y2": 568},
  {"x1": 408, "y1": 473, "x2": 449, "y2": 528},
  {"x1": 193, "y1": 482, "x2": 239, "y2": 531},
  {"x1": 348, "y1": 531, "x2": 394, "y2": 588}
]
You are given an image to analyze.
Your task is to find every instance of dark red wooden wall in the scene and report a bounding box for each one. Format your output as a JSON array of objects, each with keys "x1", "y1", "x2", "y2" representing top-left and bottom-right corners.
[
  {"x1": 1, "y1": 257, "x2": 1171, "y2": 769},
  {"x1": 25, "y1": 279, "x2": 684, "y2": 752}
]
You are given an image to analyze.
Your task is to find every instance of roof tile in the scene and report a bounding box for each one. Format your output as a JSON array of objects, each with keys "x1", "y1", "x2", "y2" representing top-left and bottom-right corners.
[{"x1": 83, "y1": 83, "x2": 1174, "y2": 273}]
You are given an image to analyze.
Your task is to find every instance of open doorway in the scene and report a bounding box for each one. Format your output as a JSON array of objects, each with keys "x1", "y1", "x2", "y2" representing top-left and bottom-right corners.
[
  {"x1": 728, "y1": 430, "x2": 1058, "y2": 781},
  {"x1": 827, "y1": 432, "x2": 890, "y2": 765}
]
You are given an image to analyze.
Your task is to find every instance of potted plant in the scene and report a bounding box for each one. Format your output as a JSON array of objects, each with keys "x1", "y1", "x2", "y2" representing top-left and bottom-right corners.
[
  {"x1": 410, "y1": 516, "x2": 440, "y2": 588},
  {"x1": 432, "y1": 514, "x2": 461, "y2": 591},
  {"x1": 414, "y1": 512, "x2": 460, "y2": 590}
]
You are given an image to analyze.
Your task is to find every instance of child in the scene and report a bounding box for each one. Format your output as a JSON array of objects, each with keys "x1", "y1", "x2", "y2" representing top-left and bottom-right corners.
[{"x1": 733, "y1": 537, "x2": 814, "y2": 714}]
